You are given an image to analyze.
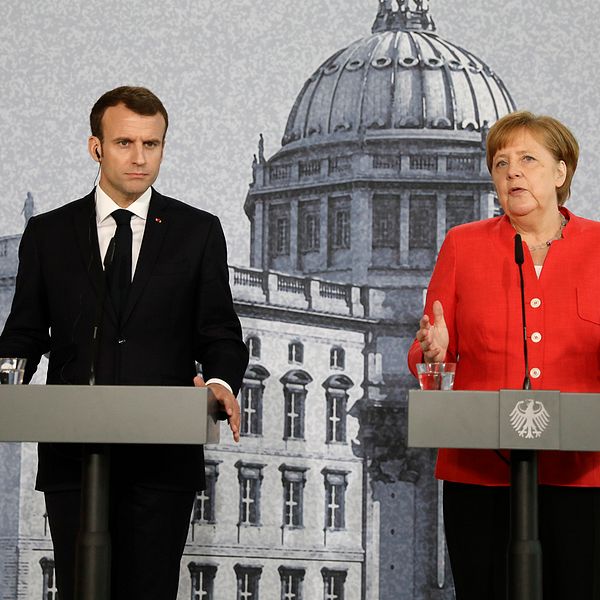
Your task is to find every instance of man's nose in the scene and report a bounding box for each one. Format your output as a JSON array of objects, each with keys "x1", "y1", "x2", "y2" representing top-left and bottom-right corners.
[{"x1": 132, "y1": 143, "x2": 147, "y2": 164}]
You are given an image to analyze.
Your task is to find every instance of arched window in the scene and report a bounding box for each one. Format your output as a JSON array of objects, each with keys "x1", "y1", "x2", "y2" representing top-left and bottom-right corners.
[
  {"x1": 280, "y1": 369, "x2": 313, "y2": 440},
  {"x1": 240, "y1": 365, "x2": 270, "y2": 437},
  {"x1": 330, "y1": 346, "x2": 345, "y2": 370},
  {"x1": 322, "y1": 374, "x2": 353, "y2": 443},
  {"x1": 40, "y1": 557, "x2": 57, "y2": 600}
]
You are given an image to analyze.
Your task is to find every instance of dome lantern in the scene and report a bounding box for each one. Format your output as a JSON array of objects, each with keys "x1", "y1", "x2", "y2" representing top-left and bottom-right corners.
[{"x1": 372, "y1": 0, "x2": 436, "y2": 33}]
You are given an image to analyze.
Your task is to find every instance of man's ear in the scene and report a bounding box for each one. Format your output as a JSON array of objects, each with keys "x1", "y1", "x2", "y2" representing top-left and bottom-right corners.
[{"x1": 88, "y1": 136, "x2": 102, "y2": 162}]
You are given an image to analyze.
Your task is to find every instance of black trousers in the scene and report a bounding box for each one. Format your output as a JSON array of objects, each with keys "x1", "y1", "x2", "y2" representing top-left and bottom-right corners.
[
  {"x1": 45, "y1": 483, "x2": 195, "y2": 600},
  {"x1": 444, "y1": 481, "x2": 600, "y2": 600}
]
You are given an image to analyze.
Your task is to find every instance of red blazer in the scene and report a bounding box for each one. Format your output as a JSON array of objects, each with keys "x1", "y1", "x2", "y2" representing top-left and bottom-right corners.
[{"x1": 408, "y1": 208, "x2": 600, "y2": 486}]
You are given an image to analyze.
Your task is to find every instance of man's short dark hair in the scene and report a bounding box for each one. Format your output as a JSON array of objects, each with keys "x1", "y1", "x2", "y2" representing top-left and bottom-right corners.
[{"x1": 90, "y1": 86, "x2": 169, "y2": 141}]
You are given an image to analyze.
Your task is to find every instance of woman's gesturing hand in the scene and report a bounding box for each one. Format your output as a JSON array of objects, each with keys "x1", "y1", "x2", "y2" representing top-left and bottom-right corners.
[{"x1": 416, "y1": 300, "x2": 449, "y2": 363}]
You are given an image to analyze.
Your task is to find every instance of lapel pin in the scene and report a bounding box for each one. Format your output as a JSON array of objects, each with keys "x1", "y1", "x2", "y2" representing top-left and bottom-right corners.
[{"x1": 155, "y1": 217, "x2": 162, "y2": 224}]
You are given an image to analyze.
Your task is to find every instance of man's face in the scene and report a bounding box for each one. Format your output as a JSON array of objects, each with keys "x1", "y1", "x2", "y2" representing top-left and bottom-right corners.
[{"x1": 88, "y1": 103, "x2": 166, "y2": 207}]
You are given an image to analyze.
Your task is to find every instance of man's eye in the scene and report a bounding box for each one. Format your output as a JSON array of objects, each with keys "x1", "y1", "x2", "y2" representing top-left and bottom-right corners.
[{"x1": 118, "y1": 140, "x2": 129, "y2": 146}]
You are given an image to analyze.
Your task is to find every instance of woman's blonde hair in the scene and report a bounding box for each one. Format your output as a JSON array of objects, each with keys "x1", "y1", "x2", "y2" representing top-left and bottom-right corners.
[{"x1": 486, "y1": 111, "x2": 579, "y2": 205}]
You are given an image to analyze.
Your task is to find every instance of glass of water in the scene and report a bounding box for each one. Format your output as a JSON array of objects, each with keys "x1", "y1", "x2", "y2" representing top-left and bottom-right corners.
[
  {"x1": 0, "y1": 358, "x2": 27, "y2": 384},
  {"x1": 416, "y1": 362, "x2": 456, "y2": 391}
]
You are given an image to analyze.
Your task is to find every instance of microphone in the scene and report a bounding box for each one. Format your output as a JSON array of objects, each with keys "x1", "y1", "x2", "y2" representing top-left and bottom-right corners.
[{"x1": 514, "y1": 234, "x2": 531, "y2": 390}]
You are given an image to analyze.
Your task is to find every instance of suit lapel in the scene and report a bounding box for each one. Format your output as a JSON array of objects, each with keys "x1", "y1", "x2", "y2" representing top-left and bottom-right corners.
[
  {"x1": 72, "y1": 190, "x2": 119, "y2": 324},
  {"x1": 121, "y1": 190, "x2": 169, "y2": 326}
]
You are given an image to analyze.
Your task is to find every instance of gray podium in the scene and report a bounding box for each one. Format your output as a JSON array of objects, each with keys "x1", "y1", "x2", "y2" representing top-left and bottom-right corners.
[
  {"x1": 408, "y1": 388, "x2": 600, "y2": 600},
  {"x1": 0, "y1": 384, "x2": 220, "y2": 600}
]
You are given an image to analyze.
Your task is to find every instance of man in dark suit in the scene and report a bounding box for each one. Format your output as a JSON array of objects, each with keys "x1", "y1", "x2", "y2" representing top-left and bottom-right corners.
[{"x1": 0, "y1": 86, "x2": 248, "y2": 600}]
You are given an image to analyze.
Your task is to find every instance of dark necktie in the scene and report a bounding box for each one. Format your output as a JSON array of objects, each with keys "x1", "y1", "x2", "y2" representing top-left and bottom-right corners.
[{"x1": 107, "y1": 209, "x2": 133, "y2": 318}]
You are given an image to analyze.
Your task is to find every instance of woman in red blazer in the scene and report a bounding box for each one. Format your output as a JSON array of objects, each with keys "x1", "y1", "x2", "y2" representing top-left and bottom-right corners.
[{"x1": 408, "y1": 111, "x2": 600, "y2": 599}]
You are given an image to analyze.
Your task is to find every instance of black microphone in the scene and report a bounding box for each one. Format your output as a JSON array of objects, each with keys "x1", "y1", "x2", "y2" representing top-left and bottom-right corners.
[{"x1": 514, "y1": 234, "x2": 531, "y2": 390}]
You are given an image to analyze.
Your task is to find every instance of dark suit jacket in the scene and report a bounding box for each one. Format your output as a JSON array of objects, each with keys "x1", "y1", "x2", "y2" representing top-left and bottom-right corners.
[{"x1": 0, "y1": 189, "x2": 248, "y2": 491}]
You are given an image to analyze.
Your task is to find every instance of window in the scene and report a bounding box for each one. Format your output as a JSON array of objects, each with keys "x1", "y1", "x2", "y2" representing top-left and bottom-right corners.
[
  {"x1": 299, "y1": 202, "x2": 320, "y2": 253},
  {"x1": 192, "y1": 461, "x2": 220, "y2": 524},
  {"x1": 288, "y1": 341, "x2": 304, "y2": 364},
  {"x1": 279, "y1": 567, "x2": 305, "y2": 600},
  {"x1": 241, "y1": 386, "x2": 263, "y2": 436},
  {"x1": 329, "y1": 197, "x2": 351, "y2": 250},
  {"x1": 326, "y1": 391, "x2": 347, "y2": 443},
  {"x1": 241, "y1": 365, "x2": 270, "y2": 437},
  {"x1": 269, "y1": 205, "x2": 290, "y2": 257},
  {"x1": 234, "y1": 565, "x2": 262, "y2": 600},
  {"x1": 323, "y1": 375, "x2": 353, "y2": 444},
  {"x1": 281, "y1": 370, "x2": 312, "y2": 441},
  {"x1": 446, "y1": 195, "x2": 476, "y2": 232},
  {"x1": 284, "y1": 389, "x2": 305, "y2": 439},
  {"x1": 321, "y1": 568, "x2": 347, "y2": 600},
  {"x1": 409, "y1": 195, "x2": 436, "y2": 250},
  {"x1": 246, "y1": 336, "x2": 261, "y2": 360},
  {"x1": 188, "y1": 563, "x2": 217, "y2": 600},
  {"x1": 323, "y1": 469, "x2": 349, "y2": 530},
  {"x1": 329, "y1": 347, "x2": 345, "y2": 370},
  {"x1": 39, "y1": 557, "x2": 58, "y2": 600},
  {"x1": 372, "y1": 196, "x2": 399, "y2": 249},
  {"x1": 280, "y1": 466, "x2": 308, "y2": 528},
  {"x1": 235, "y1": 461, "x2": 265, "y2": 526}
]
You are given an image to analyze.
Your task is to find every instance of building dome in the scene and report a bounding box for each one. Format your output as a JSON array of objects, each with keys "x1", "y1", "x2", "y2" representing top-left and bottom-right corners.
[{"x1": 282, "y1": 1, "x2": 515, "y2": 148}]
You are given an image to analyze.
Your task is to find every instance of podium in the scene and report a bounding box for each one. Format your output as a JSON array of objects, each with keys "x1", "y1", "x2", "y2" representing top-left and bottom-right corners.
[
  {"x1": 408, "y1": 389, "x2": 600, "y2": 600},
  {"x1": 0, "y1": 384, "x2": 220, "y2": 600}
]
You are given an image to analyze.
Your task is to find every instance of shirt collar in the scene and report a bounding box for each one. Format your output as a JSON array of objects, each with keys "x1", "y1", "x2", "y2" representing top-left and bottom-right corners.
[{"x1": 95, "y1": 185, "x2": 152, "y2": 224}]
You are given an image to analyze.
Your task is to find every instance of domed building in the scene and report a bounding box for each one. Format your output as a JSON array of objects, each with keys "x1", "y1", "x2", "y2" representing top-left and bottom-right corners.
[
  {"x1": 246, "y1": 0, "x2": 514, "y2": 287},
  {"x1": 241, "y1": 2, "x2": 517, "y2": 599}
]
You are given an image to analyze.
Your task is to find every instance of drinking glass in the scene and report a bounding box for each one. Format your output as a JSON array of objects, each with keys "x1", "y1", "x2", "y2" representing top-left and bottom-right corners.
[
  {"x1": 0, "y1": 358, "x2": 27, "y2": 385},
  {"x1": 416, "y1": 362, "x2": 456, "y2": 391}
]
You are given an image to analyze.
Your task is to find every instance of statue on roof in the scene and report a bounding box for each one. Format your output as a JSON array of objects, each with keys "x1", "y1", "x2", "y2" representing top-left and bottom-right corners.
[
  {"x1": 21, "y1": 191, "x2": 34, "y2": 226},
  {"x1": 258, "y1": 133, "x2": 265, "y2": 164}
]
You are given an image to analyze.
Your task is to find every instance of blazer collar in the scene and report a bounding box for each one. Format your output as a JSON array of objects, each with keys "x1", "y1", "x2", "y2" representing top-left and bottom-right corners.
[{"x1": 72, "y1": 190, "x2": 105, "y2": 300}]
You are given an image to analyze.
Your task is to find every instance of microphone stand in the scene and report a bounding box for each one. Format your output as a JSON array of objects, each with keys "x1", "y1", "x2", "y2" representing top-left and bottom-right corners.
[
  {"x1": 507, "y1": 234, "x2": 543, "y2": 600},
  {"x1": 74, "y1": 237, "x2": 115, "y2": 600}
]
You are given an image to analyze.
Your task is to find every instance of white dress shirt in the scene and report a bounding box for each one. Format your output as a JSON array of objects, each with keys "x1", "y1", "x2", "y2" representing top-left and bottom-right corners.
[
  {"x1": 96, "y1": 185, "x2": 150, "y2": 279},
  {"x1": 94, "y1": 185, "x2": 233, "y2": 394}
]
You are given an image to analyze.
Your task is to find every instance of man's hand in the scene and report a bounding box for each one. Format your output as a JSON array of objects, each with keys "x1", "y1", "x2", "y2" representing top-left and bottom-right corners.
[
  {"x1": 415, "y1": 300, "x2": 449, "y2": 363},
  {"x1": 194, "y1": 376, "x2": 241, "y2": 443}
]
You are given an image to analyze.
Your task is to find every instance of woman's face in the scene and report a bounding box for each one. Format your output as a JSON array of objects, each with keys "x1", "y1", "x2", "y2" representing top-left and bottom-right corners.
[{"x1": 491, "y1": 128, "x2": 567, "y2": 220}]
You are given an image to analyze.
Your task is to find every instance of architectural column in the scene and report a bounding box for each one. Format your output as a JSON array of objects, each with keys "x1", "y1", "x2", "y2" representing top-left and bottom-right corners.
[
  {"x1": 251, "y1": 198, "x2": 265, "y2": 269},
  {"x1": 436, "y1": 192, "x2": 447, "y2": 253},
  {"x1": 399, "y1": 191, "x2": 410, "y2": 266},
  {"x1": 351, "y1": 187, "x2": 371, "y2": 281},
  {"x1": 479, "y1": 190, "x2": 496, "y2": 219},
  {"x1": 289, "y1": 197, "x2": 299, "y2": 271},
  {"x1": 320, "y1": 192, "x2": 328, "y2": 268}
]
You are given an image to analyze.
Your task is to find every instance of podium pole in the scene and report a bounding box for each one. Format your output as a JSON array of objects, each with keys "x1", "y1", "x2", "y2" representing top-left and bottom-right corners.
[
  {"x1": 508, "y1": 449, "x2": 542, "y2": 600},
  {"x1": 74, "y1": 444, "x2": 111, "y2": 600}
]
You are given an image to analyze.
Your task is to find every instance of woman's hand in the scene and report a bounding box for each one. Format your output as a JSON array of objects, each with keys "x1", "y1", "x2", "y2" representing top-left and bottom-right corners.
[{"x1": 416, "y1": 300, "x2": 449, "y2": 363}]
